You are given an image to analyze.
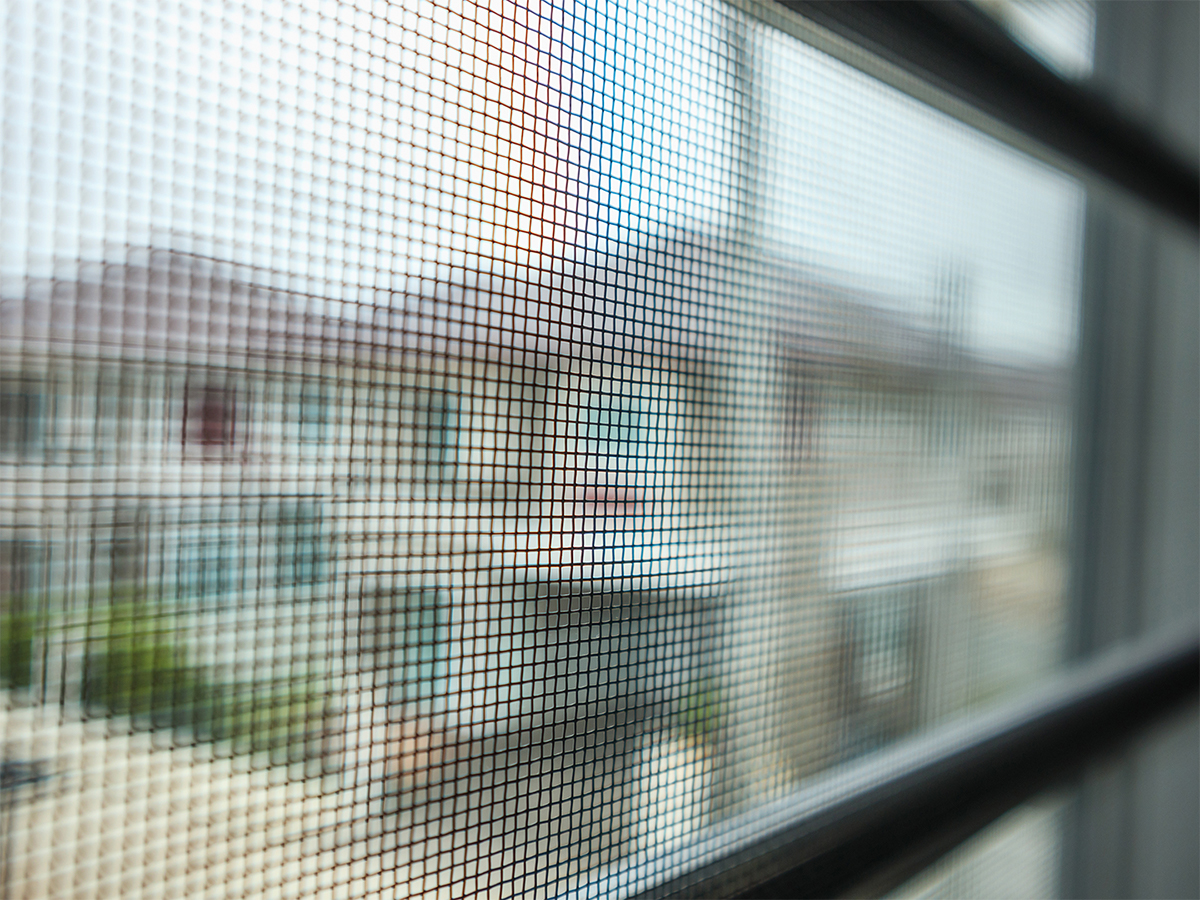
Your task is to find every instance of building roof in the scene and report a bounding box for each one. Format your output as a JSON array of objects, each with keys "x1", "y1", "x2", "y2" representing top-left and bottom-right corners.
[{"x1": 1, "y1": 238, "x2": 1067, "y2": 402}]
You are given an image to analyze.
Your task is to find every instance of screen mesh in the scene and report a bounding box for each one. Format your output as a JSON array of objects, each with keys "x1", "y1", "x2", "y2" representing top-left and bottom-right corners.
[
  {"x1": 1, "y1": 0, "x2": 1082, "y2": 896},
  {"x1": 887, "y1": 794, "x2": 1068, "y2": 900}
]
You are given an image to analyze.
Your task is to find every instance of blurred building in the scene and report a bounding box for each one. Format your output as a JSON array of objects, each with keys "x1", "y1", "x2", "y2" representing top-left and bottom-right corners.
[{"x1": 0, "y1": 238, "x2": 1071, "y2": 885}]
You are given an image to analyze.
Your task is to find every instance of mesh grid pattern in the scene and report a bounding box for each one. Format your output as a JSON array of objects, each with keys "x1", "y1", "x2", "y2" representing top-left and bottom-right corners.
[
  {"x1": 2, "y1": 0, "x2": 1081, "y2": 896},
  {"x1": 887, "y1": 795, "x2": 1068, "y2": 900}
]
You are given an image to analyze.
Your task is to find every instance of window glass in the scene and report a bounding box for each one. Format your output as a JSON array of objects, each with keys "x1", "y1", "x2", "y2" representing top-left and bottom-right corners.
[
  {"x1": 296, "y1": 380, "x2": 330, "y2": 443},
  {"x1": 389, "y1": 590, "x2": 447, "y2": 703},
  {"x1": 414, "y1": 390, "x2": 460, "y2": 482},
  {"x1": 0, "y1": 0, "x2": 1090, "y2": 896},
  {"x1": 182, "y1": 382, "x2": 240, "y2": 452},
  {"x1": 174, "y1": 517, "x2": 245, "y2": 603},
  {"x1": 274, "y1": 501, "x2": 325, "y2": 587},
  {"x1": 0, "y1": 379, "x2": 45, "y2": 455}
]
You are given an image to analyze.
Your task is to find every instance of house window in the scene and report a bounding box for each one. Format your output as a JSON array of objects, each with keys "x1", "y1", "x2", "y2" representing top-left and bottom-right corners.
[
  {"x1": 108, "y1": 509, "x2": 148, "y2": 591},
  {"x1": 781, "y1": 361, "x2": 818, "y2": 465},
  {"x1": 175, "y1": 520, "x2": 243, "y2": 603},
  {"x1": 413, "y1": 390, "x2": 459, "y2": 486},
  {"x1": 182, "y1": 382, "x2": 239, "y2": 451},
  {"x1": 0, "y1": 378, "x2": 45, "y2": 456},
  {"x1": 360, "y1": 588, "x2": 447, "y2": 704},
  {"x1": 584, "y1": 389, "x2": 646, "y2": 468},
  {"x1": 575, "y1": 377, "x2": 679, "y2": 511},
  {"x1": 841, "y1": 585, "x2": 922, "y2": 753},
  {"x1": 0, "y1": 539, "x2": 46, "y2": 611},
  {"x1": 296, "y1": 380, "x2": 329, "y2": 443},
  {"x1": 274, "y1": 502, "x2": 324, "y2": 588}
]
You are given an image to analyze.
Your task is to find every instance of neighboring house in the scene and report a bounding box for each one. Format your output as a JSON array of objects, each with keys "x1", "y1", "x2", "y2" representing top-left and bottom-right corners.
[
  {"x1": 0, "y1": 239, "x2": 1071, "y2": 874},
  {"x1": 0, "y1": 246, "x2": 722, "y2": 727}
]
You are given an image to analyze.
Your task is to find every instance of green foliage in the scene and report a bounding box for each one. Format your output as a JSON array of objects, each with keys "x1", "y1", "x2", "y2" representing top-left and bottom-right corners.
[
  {"x1": 221, "y1": 687, "x2": 330, "y2": 762},
  {"x1": 83, "y1": 601, "x2": 328, "y2": 763},
  {"x1": 0, "y1": 610, "x2": 34, "y2": 688},
  {"x1": 676, "y1": 676, "x2": 723, "y2": 743},
  {"x1": 81, "y1": 615, "x2": 215, "y2": 731}
]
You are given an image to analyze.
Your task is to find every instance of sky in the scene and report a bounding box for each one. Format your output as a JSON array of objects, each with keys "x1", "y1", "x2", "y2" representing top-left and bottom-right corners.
[{"x1": 1, "y1": 0, "x2": 1084, "y2": 364}]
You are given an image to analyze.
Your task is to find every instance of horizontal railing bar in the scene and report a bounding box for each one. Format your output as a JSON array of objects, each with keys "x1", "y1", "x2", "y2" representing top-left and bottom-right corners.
[
  {"x1": 772, "y1": 1, "x2": 1199, "y2": 230},
  {"x1": 565, "y1": 623, "x2": 1198, "y2": 899}
]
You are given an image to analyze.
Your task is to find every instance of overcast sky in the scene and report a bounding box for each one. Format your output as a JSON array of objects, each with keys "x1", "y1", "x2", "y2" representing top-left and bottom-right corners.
[{"x1": 1, "y1": 0, "x2": 1083, "y2": 364}]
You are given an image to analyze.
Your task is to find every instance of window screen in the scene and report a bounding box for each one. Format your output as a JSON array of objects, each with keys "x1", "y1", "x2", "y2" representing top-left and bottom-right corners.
[
  {"x1": 1, "y1": 0, "x2": 1083, "y2": 897},
  {"x1": 886, "y1": 793, "x2": 1069, "y2": 900}
]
